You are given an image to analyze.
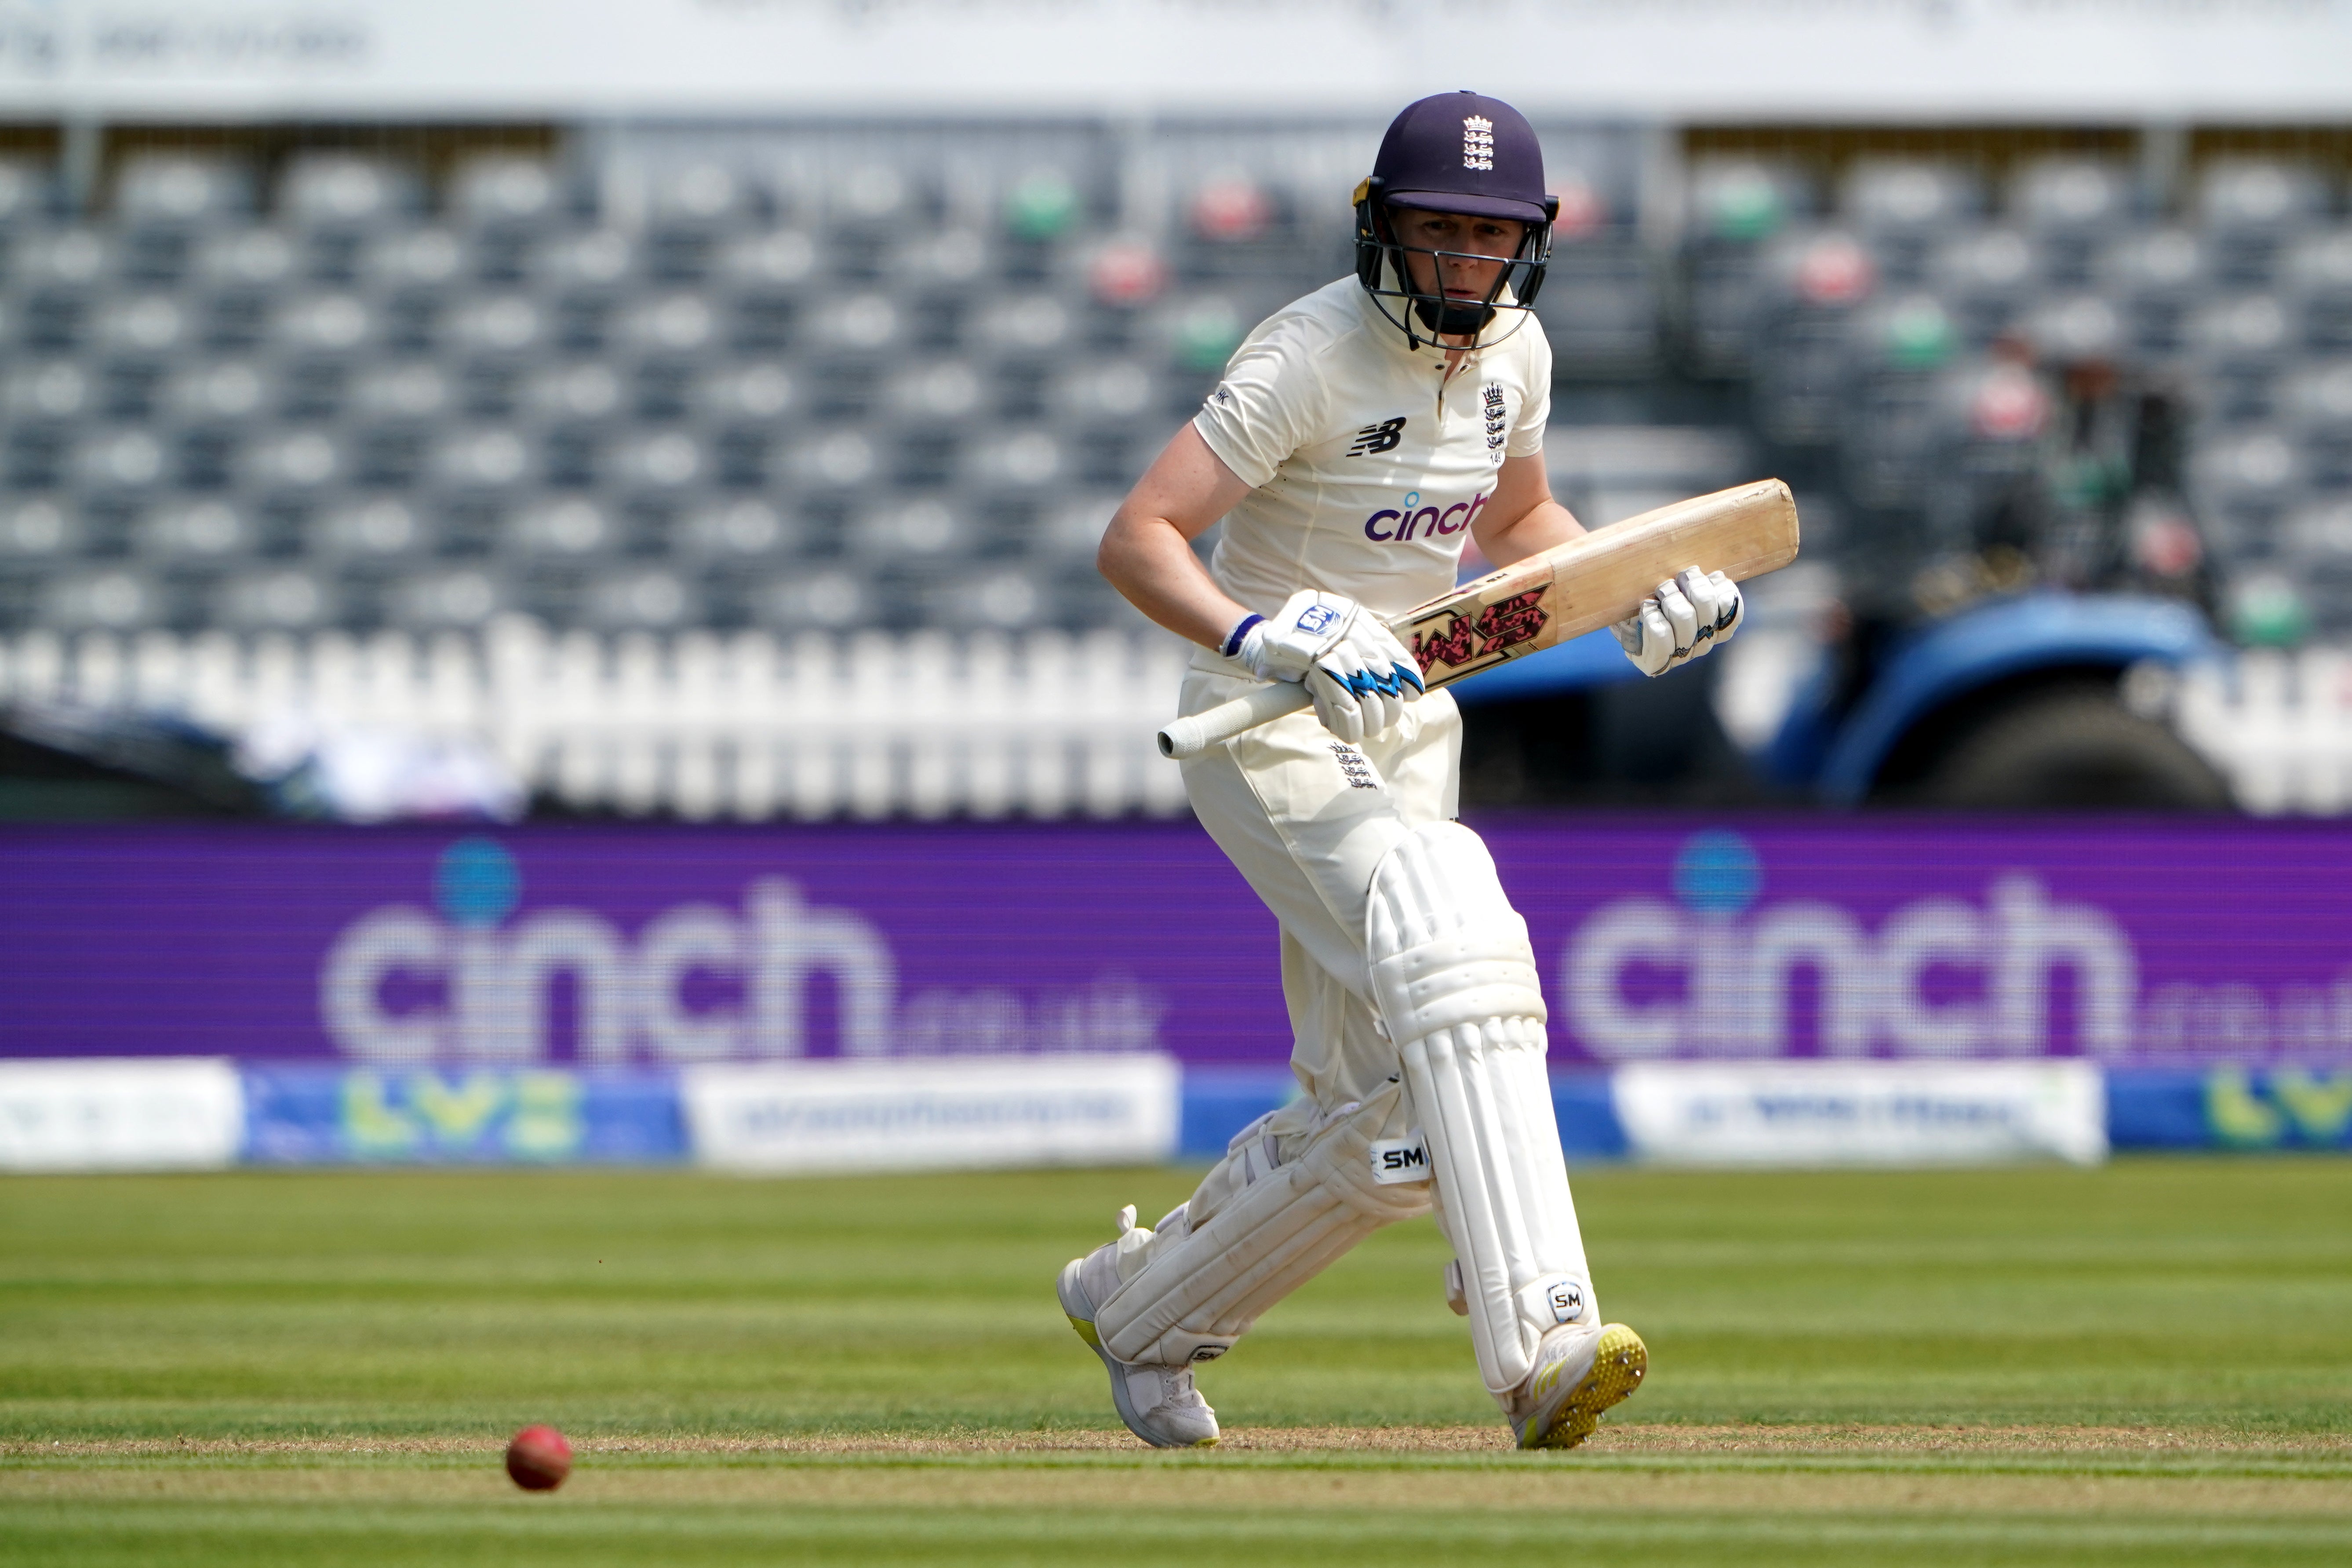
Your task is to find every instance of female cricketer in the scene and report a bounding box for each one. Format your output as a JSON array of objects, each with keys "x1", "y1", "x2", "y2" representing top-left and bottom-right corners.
[{"x1": 1057, "y1": 91, "x2": 1744, "y2": 1449}]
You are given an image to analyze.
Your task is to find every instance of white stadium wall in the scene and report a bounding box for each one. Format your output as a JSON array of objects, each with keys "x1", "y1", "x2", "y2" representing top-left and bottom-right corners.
[{"x1": 1, "y1": 0, "x2": 2350, "y2": 121}]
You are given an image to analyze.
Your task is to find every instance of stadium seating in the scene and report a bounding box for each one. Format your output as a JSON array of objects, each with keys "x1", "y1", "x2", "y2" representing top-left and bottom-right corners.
[{"x1": 0, "y1": 132, "x2": 2343, "y2": 656}]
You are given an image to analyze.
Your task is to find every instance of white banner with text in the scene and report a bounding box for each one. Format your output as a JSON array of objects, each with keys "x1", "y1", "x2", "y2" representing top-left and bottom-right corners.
[
  {"x1": 0, "y1": 1058, "x2": 245, "y2": 1172},
  {"x1": 681, "y1": 1053, "x2": 1180, "y2": 1174},
  {"x1": 1612, "y1": 1061, "x2": 2108, "y2": 1168}
]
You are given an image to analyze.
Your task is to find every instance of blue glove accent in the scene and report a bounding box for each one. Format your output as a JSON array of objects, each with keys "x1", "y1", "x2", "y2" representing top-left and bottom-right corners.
[
  {"x1": 1336, "y1": 663, "x2": 1424, "y2": 700},
  {"x1": 1222, "y1": 613, "x2": 1264, "y2": 659}
]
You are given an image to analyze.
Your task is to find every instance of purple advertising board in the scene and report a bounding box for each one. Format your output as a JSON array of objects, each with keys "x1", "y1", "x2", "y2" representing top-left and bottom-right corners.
[{"x1": 3, "y1": 818, "x2": 2350, "y2": 1070}]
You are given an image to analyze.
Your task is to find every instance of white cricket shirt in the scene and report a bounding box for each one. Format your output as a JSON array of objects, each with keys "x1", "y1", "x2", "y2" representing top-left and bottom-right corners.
[{"x1": 1191, "y1": 274, "x2": 1551, "y2": 623}]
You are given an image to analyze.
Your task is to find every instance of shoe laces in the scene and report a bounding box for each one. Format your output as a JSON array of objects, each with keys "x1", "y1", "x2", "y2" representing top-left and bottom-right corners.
[{"x1": 1152, "y1": 1363, "x2": 1209, "y2": 1413}]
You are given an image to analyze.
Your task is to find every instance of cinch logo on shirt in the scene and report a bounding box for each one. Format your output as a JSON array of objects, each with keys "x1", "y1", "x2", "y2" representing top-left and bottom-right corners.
[{"x1": 1363, "y1": 489, "x2": 1489, "y2": 542}]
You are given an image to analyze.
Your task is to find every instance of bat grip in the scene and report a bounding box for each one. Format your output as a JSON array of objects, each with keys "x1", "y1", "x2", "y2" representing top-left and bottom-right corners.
[{"x1": 1155, "y1": 681, "x2": 1315, "y2": 760}]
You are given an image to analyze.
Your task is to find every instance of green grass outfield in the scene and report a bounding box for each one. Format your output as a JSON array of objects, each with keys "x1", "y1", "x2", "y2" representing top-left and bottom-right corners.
[{"x1": 3, "y1": 1158, "x2": 2349, "y2": 1565}]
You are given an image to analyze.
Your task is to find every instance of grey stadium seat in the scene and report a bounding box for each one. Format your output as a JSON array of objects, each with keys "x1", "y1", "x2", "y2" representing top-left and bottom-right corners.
[
  {"x1": 383, "y1": 566, "x2": 513, "y2": 631},
  {"x1": 919, "y1": 564, "x2": 1046, "y2": 632},
  {"x1": 517, "y1": 360, "x2": 630, "y2": 426},
  {"x1": 776, "y1": 426, "x2": 883, "y2": 495},
  {"x1": 2190, "y1": 425, "x2": 2306, "y2": 555},
  {"x1": 713, "y1": 227, "x2": 823, "y2": 293},
  {"x1": 2016, "y1": 294, "x2": 2128, "y2": 368},
  {"x1": 2281, "y1": 360, "x2": 2352, "y2": 487},
  {"x1": 2008, "y1": 159, "x2": 2134, "y2": 284},
  {"x1": 958, "y1": 428, "x2": 1068, "y2": 495},
  {"x1": 1033, "y1": 494, "x2": 1123, "y2": 564},
  {"x1": 2279, "y1": 499, "x2": 2352, "y2": 625},
  {"x1": 1924, "y1": 228, "x2": 2044, "y2": 347},
  {"x1": 113, "y1": 156, "x2": 256, "y2": 229},
  {"x1": 846, "y1": 496, "x2": 976, "y2": 564},
  {"x1": 2, "y1": 361, "x2": 98, "y2": 426},
  {"x1": 268, "y1": 291, "x2": 381, "y2": 358},
  {"x1": 802, "y1": 291, "x2": 906, "y2": 356},
  {"x1": 278, "y1": 155, "x2": 424, "y2": 232},
  {"x1": 688, "y1": 361, "x2": 798, "y2": 425},
  {"x1": 346, "y1": 360, "x2": 459, "y2": 426},
  {"x1": 1838, "y1": 160, "x2": 1982, "y2": 285},
  {"x1": 752, "y1": 566, "x2": 867, "y2": 631},
  {"x1": 37, "y1": 568, "x2": 173, "y2": 631},
  {"x1": 604, "y1": 429, "x2": 715, "y2": 498},
  {"x1": 499, "y1": 494, "x2": 623, "y2": 565},
  {"x1": 647, "y1": 162, "x2": 768, "y2": 234},
  {"x1": 356, "y1": 227, "x2": 473, "y2": 295},
  {"x1": 212, "y1": 566, "x2": 339, "y2": 631},
  {"x1": 450, "y1": 157, "x2": 578, "y2": 233},
  {"x1": 13, "y1": 227, "x2": 117, "y2": 292},
  {"x1": 528, "y1": 229, "x2": 642, "y2": 295},
  {"x1": 132, "y1": 497, "x2": 262, "y2": 564},
  {"x1": 427, "y1": 426, "x2": 541, "y2": 494},
  {"x1": 306, "y1": 494, "x2": 438, "y2": 565},
  {"x1": 238, "y1": 428, "x2": 351, "y2": 497},
  {"x1": 1045, "y1": 359, "x2": 1160, "y2": 430},
  {"x1": 966, "y1": 293, "x2": 1078, "y2": 359},
  {"x1": 2183, "y1": 293, "x2": 2294, "y2": 420},
  {"x1": 1536, "y1": 232, "x2": 1661, "y2": 378},
  {"x1": 68, "y1": 427, "x2": 176, "y2": 496},
  {"x1": 442, "y1": 292, "x2": 553, "y2": 360},
  {"x1": 611, "y1": 291, "x2": 722, "y2": 359},
  {"x1": 90, "y1": 292, "x2": 198, "y2": 360},
  {"x1": 2094, "y1": 228, "x2": 2210, "y2": 357},
  {"x1": 672, "y1": 495, "x2": 800, "y2": 568},
  {"x1": 188, "y1": 226, "x2": 302, "y2": 292},
  {"x1": 1837, "y1": 294, "x2": 1962, "y2": 509},
  {"x1": 886, "y1": 360, "x2": 987, "y2": 424},
  {"x1": 0, "y1": 496, "x2": 82, "y2": 569},
  {"x1": 157, "y1": 356, "x2": 281, "y2": 425},
  {"x1": 1748, "y1": 229, "x2": 1880, "y2": 446},
  {"x1": 2282, "y1": 229, "x2": 2352, "y2": 353},
  {"x1": 0, "y1": 159, "x2": 55, "y2": 227},
  {"x1": 579, "y1": 565, "x2": 702, "y2": 631},
  {"x1": 2194, "y1": 159, "x2": 2332, "y2": 284}
]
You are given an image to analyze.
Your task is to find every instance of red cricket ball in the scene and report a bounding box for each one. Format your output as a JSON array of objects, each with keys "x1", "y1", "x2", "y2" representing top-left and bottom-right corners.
[{"x1": 504, "y1": 1425, "x2": 572, "y2": 1492}]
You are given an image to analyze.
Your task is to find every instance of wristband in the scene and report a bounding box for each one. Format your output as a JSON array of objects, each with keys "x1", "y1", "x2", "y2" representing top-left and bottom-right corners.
[{"x1": 1221, "y1": 613, "x2": 1264, "y2": 659}]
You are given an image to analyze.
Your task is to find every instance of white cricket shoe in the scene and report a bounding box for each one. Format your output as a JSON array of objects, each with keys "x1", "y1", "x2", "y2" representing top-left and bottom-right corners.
[
  {"x1": 1056, "y1": 1214, "x2": 1220, "y2": 1449},
  {"x1": 1507, "y1": 1321, "x2": 1647, "y2": 1451}
]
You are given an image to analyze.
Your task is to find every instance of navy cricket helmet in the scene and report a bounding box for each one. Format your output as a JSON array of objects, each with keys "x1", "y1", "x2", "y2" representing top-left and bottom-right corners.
[{"x1": 1354, "y1": 91, "x2": 1558, "y2": 347}]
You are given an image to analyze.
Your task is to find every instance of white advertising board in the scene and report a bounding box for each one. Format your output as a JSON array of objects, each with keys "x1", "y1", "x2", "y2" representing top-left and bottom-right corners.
[
  {"x1": 1611, "y1": 1060, "x2": 2107, "y2": 1168},
  {"x1": 681, "y1": 1052, "x2": 1180, "y2": 1174},
  {"x1": 0, "y1": 1058, "x2": 245, "y2": 1172},
  {"x1": 0, "y1": 1, "x2": 2344, "y2": 120}
]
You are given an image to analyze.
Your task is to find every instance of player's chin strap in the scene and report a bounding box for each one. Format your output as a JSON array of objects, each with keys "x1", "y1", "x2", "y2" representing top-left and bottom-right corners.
[{"x1": 1366, "y1": 820, "x2": 1596, "y2": 1396}]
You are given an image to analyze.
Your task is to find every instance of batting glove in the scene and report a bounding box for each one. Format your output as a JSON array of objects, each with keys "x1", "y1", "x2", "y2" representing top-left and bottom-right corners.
[
  {"x1": 1612, "y1": 565, "x2": 1743, "y2": 678},
  {"x1": 1235, "y1": 589, "x2": 1424, "y2": 744}
]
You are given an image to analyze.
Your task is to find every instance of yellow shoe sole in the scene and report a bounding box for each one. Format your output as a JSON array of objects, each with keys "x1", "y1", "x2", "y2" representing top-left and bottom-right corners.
[{"x1": 1522, "y1": 1323, "x2": 1647, "y2": 1451}]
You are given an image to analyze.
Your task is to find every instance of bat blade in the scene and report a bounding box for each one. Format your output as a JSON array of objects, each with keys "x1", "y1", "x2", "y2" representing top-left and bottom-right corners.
[{"x1": 1155, "y1": 478, "x2": 1800, "y2": 760}]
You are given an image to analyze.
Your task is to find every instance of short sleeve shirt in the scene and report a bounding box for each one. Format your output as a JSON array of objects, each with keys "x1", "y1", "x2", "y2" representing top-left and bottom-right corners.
[{"x1": 1191, "y1": 276, "x2": 1551, "y2": 621}]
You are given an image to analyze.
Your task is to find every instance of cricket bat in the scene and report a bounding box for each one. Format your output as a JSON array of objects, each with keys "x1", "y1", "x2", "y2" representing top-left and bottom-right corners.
[{"x1": 1155, "y1": 478, "x2": 1801, "y2": 760}]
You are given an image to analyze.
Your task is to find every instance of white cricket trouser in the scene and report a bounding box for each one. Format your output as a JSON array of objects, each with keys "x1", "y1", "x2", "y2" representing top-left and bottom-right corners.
[{"x1": 1088, "y1": 662, "x2": 1597, "y2": 1394}]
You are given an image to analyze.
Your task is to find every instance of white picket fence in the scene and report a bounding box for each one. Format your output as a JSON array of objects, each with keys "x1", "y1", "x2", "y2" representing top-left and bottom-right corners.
[
  {"x1": 2170, "y1": 650, "x2": 2352, "y2": 817},
  {"x1": 0, "y1": 620, "x2": 1194, "y2": 819},
  {"x1": 6, "y1": 621, "x2": 2352, "y2": 818}
]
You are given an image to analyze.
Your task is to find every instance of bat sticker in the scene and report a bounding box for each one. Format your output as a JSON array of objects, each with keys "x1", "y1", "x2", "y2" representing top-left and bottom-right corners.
[{"x1": 1410, "y1": 586, "x2": 1550, "y2": 675}]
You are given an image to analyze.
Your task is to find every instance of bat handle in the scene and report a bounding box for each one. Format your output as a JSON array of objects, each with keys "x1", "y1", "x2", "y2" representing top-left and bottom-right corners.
[{"x1": 1155, "y1": 681, "x2": 1315, "y2": 759}]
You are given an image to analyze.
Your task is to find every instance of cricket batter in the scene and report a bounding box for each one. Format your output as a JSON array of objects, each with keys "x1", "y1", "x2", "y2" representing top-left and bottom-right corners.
[{"x1": 1058, "y1": 91, "x2": 1743, "y2": 1449}]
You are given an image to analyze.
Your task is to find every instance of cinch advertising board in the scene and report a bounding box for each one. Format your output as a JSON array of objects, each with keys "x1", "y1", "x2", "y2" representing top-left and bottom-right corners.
[{"x1": 8, "y1": 821, "x2": 2352, "y2": 1073}]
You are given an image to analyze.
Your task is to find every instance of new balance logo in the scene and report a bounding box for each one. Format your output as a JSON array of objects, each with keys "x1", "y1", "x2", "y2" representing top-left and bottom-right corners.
[{"x1": 1347, "y1": 416, "x2": 1407, "y2": 456}]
